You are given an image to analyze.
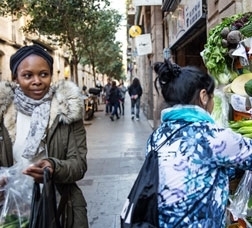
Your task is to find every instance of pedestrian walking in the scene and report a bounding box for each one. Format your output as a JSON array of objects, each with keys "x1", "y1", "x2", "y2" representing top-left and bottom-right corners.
[
  {"x1": 118, "y1": 81, "x2": 128, "y2": 116},
  {"x1": 141, "y1": 58, "x2": 252, "y2": 227},
  {"x1": 103, "y1": 77, "x2": 112, "y2": 115},
  {"x1": 108, "y1": 80, "x2": 121, "y2": 121},
  {"x1": 83, "y1": 88, "x2": 153, "y2": 228},
  {"x1": 0, "y1": 44, "x2": 89, "y2": 228},
  {"x1": 95, "y1": 77, "x2": 103, "y2": 105},
  {"x1": 128, "y1": 77, "x2": 142, "y2": 120}
]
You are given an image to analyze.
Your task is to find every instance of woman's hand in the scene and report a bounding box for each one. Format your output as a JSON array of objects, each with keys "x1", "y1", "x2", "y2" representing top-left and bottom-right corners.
[{"x1": 22, "y1": 159, "x2": 53, "y2": 183}]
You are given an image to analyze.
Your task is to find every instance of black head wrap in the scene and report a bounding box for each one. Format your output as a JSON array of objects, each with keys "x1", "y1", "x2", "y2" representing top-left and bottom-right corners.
[{"x1": 10, "y1": 44, "x2": 54, "y2": 80}]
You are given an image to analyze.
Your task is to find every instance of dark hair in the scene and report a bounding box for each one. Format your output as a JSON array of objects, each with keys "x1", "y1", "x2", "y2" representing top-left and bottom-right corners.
[
  {"x1": 153, "y1": 59, "x2": 215, "y2": 107},
  {"x1": 82, "y1": 85, "x2": 87, "y2": 91},
  {"x1": 10, "y1": 44, "x2": 54, "y2": 80},
  {"x1": 111, "y1": 80, "x2": 117, "y2": 87},
  {"x1": 131, "y1": 77, "x2": 141, "y2": 87}
]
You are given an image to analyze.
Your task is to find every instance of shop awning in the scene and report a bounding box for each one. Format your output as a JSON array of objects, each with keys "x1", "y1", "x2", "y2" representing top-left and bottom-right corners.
[{"x1": 162, "y1": 0, "x2": 181, "y2": 12}]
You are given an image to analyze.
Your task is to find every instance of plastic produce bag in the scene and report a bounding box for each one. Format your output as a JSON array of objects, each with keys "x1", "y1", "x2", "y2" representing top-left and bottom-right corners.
[
  {"x1": 211, "y1": 88, "x2": 230, "y2": 128},
  {"x1": 0, "y1": 163, "x2": 33, "y2": 228},
  {"x1": 228, "y1": 170, "x2": 252, "y2": 227}
]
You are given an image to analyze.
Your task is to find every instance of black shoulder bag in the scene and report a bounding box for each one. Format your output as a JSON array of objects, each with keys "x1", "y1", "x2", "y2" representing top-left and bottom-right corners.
[
  {"x1": 120, "y1": 123, "x2": 191, "y2": 228},
  {"x1": 29, "y1": 167, "x2": 61, "y2": 228}
]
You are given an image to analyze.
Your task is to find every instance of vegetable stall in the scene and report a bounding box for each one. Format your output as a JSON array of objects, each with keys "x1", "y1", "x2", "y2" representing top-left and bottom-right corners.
[
  {"x1": 202, "y1": 12, "x2": 252, "y2": 228},
  {"x1": 202, "y1": 12, "x2": 252, "y2": 128}
]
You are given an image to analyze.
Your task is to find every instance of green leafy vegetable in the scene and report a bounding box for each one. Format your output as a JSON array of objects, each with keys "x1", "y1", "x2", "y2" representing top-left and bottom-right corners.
[{"x1": 203, "y1": 13, "x2": 250, "y2": 83}]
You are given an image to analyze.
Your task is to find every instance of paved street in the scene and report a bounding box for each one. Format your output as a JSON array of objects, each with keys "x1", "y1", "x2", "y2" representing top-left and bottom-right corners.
[{"x1": 78, "y1": 96, "x2": 153, "y2": 228}]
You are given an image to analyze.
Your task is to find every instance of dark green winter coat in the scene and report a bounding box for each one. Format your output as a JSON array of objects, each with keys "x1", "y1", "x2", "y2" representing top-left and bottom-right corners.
[{"x1": 0, "y1": 80, "x2": 88, "y2": 228}]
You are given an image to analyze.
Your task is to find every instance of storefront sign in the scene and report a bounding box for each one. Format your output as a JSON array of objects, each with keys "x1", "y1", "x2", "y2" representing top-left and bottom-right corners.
[
  {"x1": 135, "y1": 34, "x2": 152, "y2": 56},
  {"x1": 129, "y1": 25, "x2": 142, "y2": 38},
  {"x1": 167, "y1": 0, "x2": 203, "y2": 47},
  {"x1": 133, "y1": 0, "x2": 162, "y2": 6}
]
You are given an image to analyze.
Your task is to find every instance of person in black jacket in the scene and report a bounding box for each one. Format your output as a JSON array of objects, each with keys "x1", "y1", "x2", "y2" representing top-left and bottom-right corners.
[
  {"x1": 108, "y1": 80, "x2": 121, "y2": 121},
  {"x1": 128, "y1": 77, "x2": 143, "y2": 120}
]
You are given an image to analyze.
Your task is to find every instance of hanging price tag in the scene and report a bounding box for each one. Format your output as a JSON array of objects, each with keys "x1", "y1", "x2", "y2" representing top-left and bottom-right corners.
[{"x1": 231, "y1": 94, "x2": 250, "y2": 112}]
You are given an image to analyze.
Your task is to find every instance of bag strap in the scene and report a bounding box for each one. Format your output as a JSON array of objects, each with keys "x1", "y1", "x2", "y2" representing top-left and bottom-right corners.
[
  {"x1": 0, "y1": 114, "x2": 3, "y2": 141},
  {"x1": 56, "y1": 186, "x2": 69, "y2": 226},
  {"x1": 43, "y1": 167, "x2": 61, "y2": 228},
  {"x1": 150, "y1": 122, "x2": 191, "y2": 152}
]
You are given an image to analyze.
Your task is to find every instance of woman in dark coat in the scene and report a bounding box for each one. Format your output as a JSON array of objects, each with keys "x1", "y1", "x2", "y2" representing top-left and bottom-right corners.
[
  {"x1": 128, "y1": 77, "x2": 143, "y2": 120},
  {"x1": 108, "y1": 80, "x2": 121, "y2": 121},
  {"x1": 0, "y1": 44, "x2": 88, "y2": 227}
]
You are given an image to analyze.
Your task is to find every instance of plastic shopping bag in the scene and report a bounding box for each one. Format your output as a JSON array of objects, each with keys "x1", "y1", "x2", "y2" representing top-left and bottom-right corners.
[
  {"x1": 0, "y1": 163, "x2": 33, "y2": 228},
  {"x1": 228, "y1": 170, "x2": 252, "y2": 227},
  {"x1": 29, "y1": 167, "x2": 61, "y2": 228}
]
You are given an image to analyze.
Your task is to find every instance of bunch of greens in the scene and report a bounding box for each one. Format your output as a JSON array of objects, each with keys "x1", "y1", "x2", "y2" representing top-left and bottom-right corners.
[
  {"x1": 203, "y1": 14, "x2": 248, "y2": 84},
  {"x1": 0, "y1": 214, "x2": 29, "y2": 228}
]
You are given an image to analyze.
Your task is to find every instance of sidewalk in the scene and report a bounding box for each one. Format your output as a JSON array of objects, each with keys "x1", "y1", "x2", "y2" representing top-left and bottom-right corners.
[{"x1": 78, "y1": 96, "x2": 153, "y2": 228}]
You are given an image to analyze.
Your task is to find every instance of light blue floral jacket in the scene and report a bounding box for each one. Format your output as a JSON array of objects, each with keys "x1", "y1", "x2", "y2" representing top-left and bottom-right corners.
[{"x1": 146, "y1": 105, "x2": 252, "y2": 228}]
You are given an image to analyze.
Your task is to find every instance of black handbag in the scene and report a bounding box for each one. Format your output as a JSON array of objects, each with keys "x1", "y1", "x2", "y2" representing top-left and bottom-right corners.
[
  {"x1": 120, "y1": 123, "x2": 191, "y2": 228},
  {"x1": 29, "y1": 167, "x2": 61, "y2": 228}
]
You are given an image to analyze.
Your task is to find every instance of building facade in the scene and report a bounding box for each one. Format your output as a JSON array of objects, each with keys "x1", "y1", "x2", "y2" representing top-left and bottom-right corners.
[
  {"x1": 0, "y1": 16, "x2": 67, "y2": 82},
  {"x1": 0, "y1": 15, "x2": 99, "y2": 91},
  {"x1": 127, "y1": 0, "x2": 252, "y2": 128}
]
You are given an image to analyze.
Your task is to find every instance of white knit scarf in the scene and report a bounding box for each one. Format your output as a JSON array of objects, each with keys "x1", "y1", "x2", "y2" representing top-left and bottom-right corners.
[{"x1": 14, "y1": 86, "x2": 54, "y2": 160}]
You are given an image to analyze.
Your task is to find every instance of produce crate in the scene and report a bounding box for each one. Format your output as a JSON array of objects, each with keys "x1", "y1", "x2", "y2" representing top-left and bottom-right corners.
[
  {"x1": 233, "y1": 110, "x2": 252, "y2": 121},
  {"x1": 229, "y1": 178, "x2": 242, "y2": 195}
]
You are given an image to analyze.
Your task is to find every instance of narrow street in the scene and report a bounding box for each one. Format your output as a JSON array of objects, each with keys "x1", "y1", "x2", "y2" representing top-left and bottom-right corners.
[{"x1": 78, "y1": 96, "x2": 153, "y2": 228}]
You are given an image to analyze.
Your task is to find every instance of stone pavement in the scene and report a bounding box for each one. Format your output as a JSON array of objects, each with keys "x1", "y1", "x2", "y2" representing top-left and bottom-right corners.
[{"x1": 78, "y1": 96, "x2": 153, "y2": 228}]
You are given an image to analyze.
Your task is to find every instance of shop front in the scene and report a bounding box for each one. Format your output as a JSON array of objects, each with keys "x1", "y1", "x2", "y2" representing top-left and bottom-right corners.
[{"x1": 163, "y1": 0, "x2": 207, "y2": 69}]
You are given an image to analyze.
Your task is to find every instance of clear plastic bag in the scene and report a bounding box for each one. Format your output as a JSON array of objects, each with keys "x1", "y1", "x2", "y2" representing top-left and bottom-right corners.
[
  {"x1": 0, "y1": 163, "x2": 33, "y2": 228},
  {"x1": 228, "y1": 170, "x2": 252, "y2": 227}
]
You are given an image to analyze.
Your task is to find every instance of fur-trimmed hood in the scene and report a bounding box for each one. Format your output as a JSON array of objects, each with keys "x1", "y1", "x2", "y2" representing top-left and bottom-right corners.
[
  {"x1": 0, "y1": 80, "x2": 84, "y2": 143},
  {"x1": 49, "y1": 80, "x2": 84, "y2": 126}
]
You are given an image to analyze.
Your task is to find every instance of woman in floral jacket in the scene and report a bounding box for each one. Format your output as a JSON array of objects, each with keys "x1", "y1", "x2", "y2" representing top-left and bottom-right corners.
[{"x1": 149, "y1": 59, "x2": 252, "y2": 228}]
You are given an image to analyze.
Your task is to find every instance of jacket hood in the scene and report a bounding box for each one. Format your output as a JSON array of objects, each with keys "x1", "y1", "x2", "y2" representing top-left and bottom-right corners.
[
  {"x1": 0, "y1": 81, "x2": 15, "y2": 116},
  {"x1": 49, "y1": 80, "x2": 84, "y2": 126},
  {"x1": 0, "y1": 80, "x2": 84, "y2": 142}
]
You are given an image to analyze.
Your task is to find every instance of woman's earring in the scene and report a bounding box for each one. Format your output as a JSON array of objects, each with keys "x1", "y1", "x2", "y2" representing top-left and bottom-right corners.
[{"x1": 203, "y1": 101, "x2": 207, "y2": 110}]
